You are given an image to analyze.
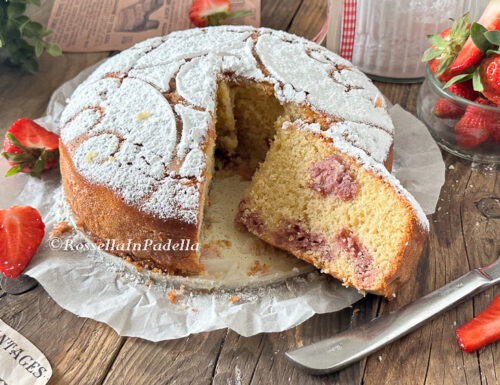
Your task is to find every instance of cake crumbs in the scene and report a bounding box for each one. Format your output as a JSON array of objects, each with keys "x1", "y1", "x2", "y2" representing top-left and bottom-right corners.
[
  {"x1": 229, "y1": 295, "x2": 241, "y2": 303},
  {"x1": 180, "y1": 285, "x2": 186, "y2": 295},
  {"x1": 136, "y1": 111, "x2": 151, "y2": 120},
  {"x1": 448, "y1": 165, "x2": 455, "y2": 170},
  {"x1": 108, "y1": 155, "x2": 116, "y2": 162},
  {"x1": 247, "y1": 260, "x2": 269, "y2": 276},
  {"x1": 49, "y1": 221, "x2": 72, "y2": 238},
  {"x1": 168, "y1": 289, "x2": 177, "y2": 304},
  {"x1": 191, "y1": 308, "x2": 197, "y2": 312},
  {"x1": 84, "y1": 151, "x2": 98, "y2": 163}
]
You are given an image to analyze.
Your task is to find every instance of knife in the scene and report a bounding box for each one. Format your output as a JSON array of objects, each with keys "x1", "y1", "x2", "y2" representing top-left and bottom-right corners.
[{"x1": 286, "y1": 256, "x2": 500, "y2": 374}]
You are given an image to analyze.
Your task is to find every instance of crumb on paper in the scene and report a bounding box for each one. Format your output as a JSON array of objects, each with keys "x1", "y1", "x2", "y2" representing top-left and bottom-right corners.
[
  {"x1": 229, "y1": 295, "x2": 241, "y2": 303},
  {"x1": 215, "y1": 239, "x2": 231, "y2": 248},
  {"x1": 247, "y1": 260, "x2": 269, "y2": 276},
  {"x1": 168, "y1": 289, "x2": 177, "y2": 304},
  {"x1": 49, "y1": 221, "x2": 72, "y2": 238},
  {"x1": 191, "y1": 308, "x2": 197, "y2": 312}
]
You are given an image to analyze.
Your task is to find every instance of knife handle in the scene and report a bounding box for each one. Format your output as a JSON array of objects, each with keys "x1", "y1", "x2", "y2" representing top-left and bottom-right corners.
[{"x1": 286, "y1": 269, "x2": 493, "y2": 374}]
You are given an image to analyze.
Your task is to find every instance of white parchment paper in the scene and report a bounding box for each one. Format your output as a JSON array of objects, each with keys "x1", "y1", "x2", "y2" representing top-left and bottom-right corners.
[{"x1": 0, "y1": 63, "x2": 445, "y2": 341}]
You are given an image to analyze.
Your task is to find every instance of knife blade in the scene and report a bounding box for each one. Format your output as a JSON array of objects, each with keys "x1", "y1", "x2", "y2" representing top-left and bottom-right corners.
[{"x1": 286, "y1": 256, "x2": 500, "y2": 374}]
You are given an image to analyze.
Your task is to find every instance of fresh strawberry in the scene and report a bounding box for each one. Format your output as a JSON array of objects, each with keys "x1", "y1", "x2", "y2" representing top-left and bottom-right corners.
[
  {"x1": 450, "y1": 0, "x2": 500, "y2": 73},
  {"x1": 422, "y1": 14, "x2": 471, "y2": 82},
  {"x1": 0, "y1": 206, "x2": 45, "y2": 279},
  {"x1": 2, "y1": 118, "x2": 60, "y2": 178},
  {"x1": 456, "y1": 293, "x2": 500, "y2": 352},
  {"x1": 433, "y1": 99, "x2": 465, "y2": 119},
  {"x1": 479, "y1": 53, "x2": 500, "y2": 105},
  {"x1": 433, "y1": 81, "x2": 478, "y2": 119},
  {"x1": 454, "y1": 97, "x2": 499, "y2": 147},
  {"x1": 188, "y1": 0, "x2": 252, "y2": 28}
]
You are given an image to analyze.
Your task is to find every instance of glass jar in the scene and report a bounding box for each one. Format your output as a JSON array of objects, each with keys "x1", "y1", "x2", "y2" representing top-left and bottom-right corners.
[
  {"x1": 417, "y1": 66, "x2": 500, "y2": 164},
  {"x1": 326, "y1": 0, "x2": 490, "y2": 82}
]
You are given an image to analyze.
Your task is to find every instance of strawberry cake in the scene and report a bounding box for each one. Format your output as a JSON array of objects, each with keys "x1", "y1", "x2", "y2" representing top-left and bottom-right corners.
[{"x1": 59, "y1": 26, "x2": 429, "y2": 297}]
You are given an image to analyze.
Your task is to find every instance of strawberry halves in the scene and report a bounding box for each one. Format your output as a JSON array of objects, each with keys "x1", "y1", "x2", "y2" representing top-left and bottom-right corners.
[
  {"x1": 2, "y1": 118, "x2": 60, "y2": 178},
  {"x1": 456, "y1": 293, "x2": 500, "y2": 352},
  {"x1": 0, "y1": 206, "x2": 45, "y2": 279}
]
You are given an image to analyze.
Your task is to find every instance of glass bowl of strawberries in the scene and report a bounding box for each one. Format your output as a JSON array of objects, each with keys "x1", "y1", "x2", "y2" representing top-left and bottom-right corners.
[{"x1": 417, "y1": 3, "x2": 500, "y2": 164}]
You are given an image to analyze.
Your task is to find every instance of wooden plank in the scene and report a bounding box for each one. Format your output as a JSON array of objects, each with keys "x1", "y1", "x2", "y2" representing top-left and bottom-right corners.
[
  {"x1": 288, "y1": 0, "x2": 328, "y2": 40},
  {"x1": 0, "y1": 286, "x2": 124, "y2": 385},
  {"x1": 261, "y1": 0, "x2": 304, "y2": 31},
  {"x1": 211, "y1": 296, "x2": 380, "y2": 385},
  {"x1": 102, "y1": 330, "x2": 228, "y2": 385}
]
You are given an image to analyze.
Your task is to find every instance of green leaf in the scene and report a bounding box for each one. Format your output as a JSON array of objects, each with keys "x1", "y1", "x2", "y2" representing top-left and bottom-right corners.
[
  {"x1": 5, "y1": 132, "x2": 28, "y2": 151},
  {"x1": 472, "y1": 67, "x2": 484, "y2": 92},
  {"x1": 427, "y1": 34, "x2": 448, "y2": 49},
  {"x1": 442, "y1": 73, "x2": 473, "y2": 89},
  {"x1": 26, "y1": 0, "x2": 41, "y2": 6},
  {"x1": 450, "y1": 12, "x2": 470, "y2": 38},
  {"x1": 435, "y1": 56, "x2": 453, "y2": 76},
  {"x1": 227, "y1": 10, "x2": 254, "y2": 19},
  {"x1": 484, "y1": 30, "x2": 500, "y2": 46},
  {"x1": 470, "y1": 23, "x2": 490, "y2": 53},
  {"x1": 45, "y1": 42, "x2": 61, "y2": 56},
  {"x1": 6, "y1": 2, "x2": 26, "y2": 18},
  {"x1": 5, "y1": 164, "x2": 22, "y2": 177},
  {"x1": 29, "y1": 151, "x2": 46, "y2": 178},
  {"x1": 422, "y1": 47, "x2": 442, "y2": 62},
  {"x1": 22, "y1": 20, "x2": 42, "y2": 38},
  {"x1": 486, "y1": 48, "x2": 500, "y2": 55},
  {"x1": 34, "y1": 38, "x2": 43, "y2": 57}
]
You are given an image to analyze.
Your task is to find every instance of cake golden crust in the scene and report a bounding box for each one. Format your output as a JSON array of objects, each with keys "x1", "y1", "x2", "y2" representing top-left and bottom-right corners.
[{"x1": 60, "y1": 142, "x2": 204, "y2": 274}]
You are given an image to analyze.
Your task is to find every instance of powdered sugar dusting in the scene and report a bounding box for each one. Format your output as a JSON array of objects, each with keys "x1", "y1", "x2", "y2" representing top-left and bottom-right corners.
[{"x1": 61, "y1": 26, "x2": 396, "y2": 224}]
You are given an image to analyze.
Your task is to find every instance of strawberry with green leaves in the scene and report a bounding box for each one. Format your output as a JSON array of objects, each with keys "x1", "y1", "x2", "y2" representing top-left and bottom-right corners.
[
  {"x1": 2, "y1": 118, "x2": 60, "y2": 178},
  {"x1": 449, "y1": 0, "x2": 500, "y2": 74},
  {"x1": 188, "y1": 0, "x2": 253, "y2": 27},
  {"x1": 422, "y1": 13, "x2": 471, "y2": 82},
  {"x1": 456, "y1": 293, "x2": 500, "y2": 352},
  {"x1": 0, "y1": 205, "x2": 45, "y2": 279}
]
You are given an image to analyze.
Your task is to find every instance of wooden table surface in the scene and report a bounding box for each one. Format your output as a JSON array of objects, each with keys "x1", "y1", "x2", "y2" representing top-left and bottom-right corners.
[{"x1": 1, "y1": 1, "x2": 499, "y2": 384}]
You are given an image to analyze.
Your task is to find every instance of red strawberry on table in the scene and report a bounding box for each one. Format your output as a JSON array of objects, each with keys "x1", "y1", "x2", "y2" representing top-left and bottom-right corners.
[
  {"x1": 422, "y1": 13, "x2": 471, "y2": 82},
  {"x1": 456, "y1": 293, "x2": 500, "y2": 352},
  {"x1": 450, "y1": 0, "x2": 500, "y2": 74},
  {"x1": 479, "y1": 53, "x2": 500, "y2": 105},
  {"x1": 188, "y1": 0, "x2": 253, "y2": 28},
  {"x1": 2, "y1": 118, "x2": 60, "y2": 178},
  {"x1": 454, "y1": 97, "x2": 499, "y2": 148},
  {"x1": 433, "y1": 81, "x2": 478, "y2": 119},
  {"x1": 0, "y1": 206, "x2": 45, "y2": 279}
]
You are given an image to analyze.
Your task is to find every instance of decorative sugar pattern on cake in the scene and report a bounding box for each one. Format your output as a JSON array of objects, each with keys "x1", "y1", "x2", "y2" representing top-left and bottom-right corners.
[{"x1": 61, "y1": 26, "x2": 396, "y2": 226}]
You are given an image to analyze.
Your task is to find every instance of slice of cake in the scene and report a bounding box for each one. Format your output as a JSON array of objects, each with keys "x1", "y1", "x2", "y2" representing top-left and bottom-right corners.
[{"x1": 237, "y1": 120, "x2": 428, "y2": 297}]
